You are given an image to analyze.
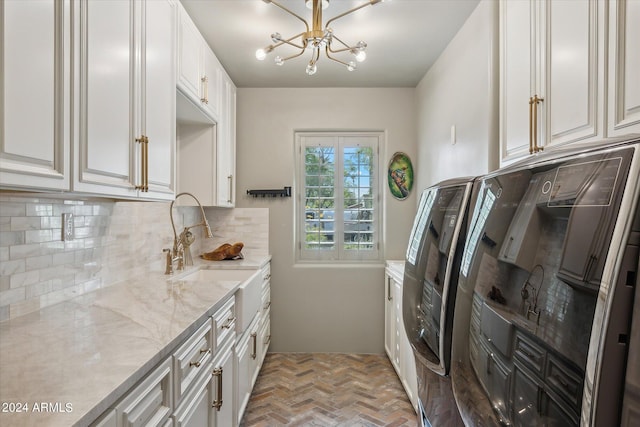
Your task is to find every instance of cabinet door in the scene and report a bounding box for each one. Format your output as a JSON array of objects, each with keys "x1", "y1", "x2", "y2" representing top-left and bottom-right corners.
[
  {"x1": 513, "y1": 363, "x2": 543, "y2": 427},
  {"x1": 499, "y1": 0, "x2": 535, "y2": 163},
  {"x1": 141, "y1": 0, "x2": 175, "y2": 200},
  {"x1": 1, "y1": 0, "x2": 71, "y2": 191},
  {"x1": 75, "y1": 0, "x2": 137, "y2": 197},
  {"x1": 607, "y1": 0, "x2": 640, "y2": 137},
  {"x1": 212, "y1": 342, "x2": 235, "y2": 427},
  {"x1": 173, "y1": 364, "x2": 213, "y2": 427},
  {"x1": 201, "y1": 47, "x2": 220, "y2": 120},
  {"x1": 235, "y1": 333, "x2": 251, "y2": 425},
  {"x1": 543, "y1": 0, "x2": 604, "y2": 148},
  {"x1": 177, "y1": 4, "x2": 203, "y2": 105},
  {"x1": 392, "y1": 278, "x2": 403, "y2": 372},
  {"x1": 216, "y1": 74, "x2": 236, "y2": 207}
]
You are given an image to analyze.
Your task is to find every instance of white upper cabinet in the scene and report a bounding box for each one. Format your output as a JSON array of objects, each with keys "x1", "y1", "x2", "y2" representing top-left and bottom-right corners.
[
  {"x1": 177, "y1": 3, "x2": 220, "y2": 122},
  {"x1": 1, "y1": 0, "x2": 71, "y2": 191},
  {"x1": 73, "y1": 0, "x2": 176, "y2": 200},
  {"x1": 216, "y1": 73, "x2": 236, "y2": 207},
  {"x1": 176, "y1": 3, "x2": 236, "y2": 208},
  {"x1": 500, "y1": 0, "x2": 605, "y2": 165},
  {"x1": 607, "y1": 0, "x2": 640, "y2": 137}
]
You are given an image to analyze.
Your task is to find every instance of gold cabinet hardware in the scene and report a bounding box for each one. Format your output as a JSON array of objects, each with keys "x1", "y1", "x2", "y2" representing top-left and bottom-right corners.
[
  {"x1": 264, "y1": 301, "x2": 271, "y2": 310},
  {"x1": 201, "y1": 75, "x2": 209, "y2": 104},
  {"x1": 135, "y1": 135, "x2": 149, "y2": 192},
  {"x1": 265, "y1": 334, "x2": 271, "y2": 345},
  {"x1": 189, "y1": 347, "x2": 211, "y2": 367},
  {"x1": 387, "y1": 277, "x2": 392, "y2": 301},
  {"x1": 250, "y1": 332, "x2": 257, "y2": 360},
  {"x1": 221, "y1": 315, "x2": 236, "y2": 329},
  {"x1": 528, "y1": 95, "x2": 544, "y2": 154},
  {"x1": 212, "y1": 367, "x2": 223, "y2": 410},
  {"x1": 227, "y1": 175, "x2": 233, "y2": 204}
]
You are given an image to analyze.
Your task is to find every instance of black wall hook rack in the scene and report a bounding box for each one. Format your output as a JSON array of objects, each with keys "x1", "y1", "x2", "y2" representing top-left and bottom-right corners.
[{"x1": 247, "y1": 186, "x2": 291, "y2": 198}]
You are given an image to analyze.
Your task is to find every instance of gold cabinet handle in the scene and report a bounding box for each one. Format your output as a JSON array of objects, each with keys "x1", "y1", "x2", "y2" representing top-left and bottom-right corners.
[
  {"x1": 528, "y1": 97, "x2": 534, "y2": 154},
  {"x1": 387, "y1": 277, "x2": 392, "y2": 301},
  {"x1": 250, "y1": 332, "x2": 257, "y2": 360},
  {"x1": 531, "y1": 95, "x2": 544, "y2": 153},
  {"x1": 189, "y1": 347, "x2": 211, "y2": 368},
  {"x1": 212, "y1": 367, "x2": 223, "y2": 410},
  {"x1": 221, "y1": 315, "x2": 236, "y2": 329},
  {"x1": 201, "y1": 75, "x2": 209, "y2": 104},
  {"x1": 135, "y1": 136, "x2": 149, "y2": 192},
  {"x1": 227, "y1": 175, "x2": 233, "y2": 204},
  {"x1": 263, "y1": 301, "x2": 271, "y2": 310}
]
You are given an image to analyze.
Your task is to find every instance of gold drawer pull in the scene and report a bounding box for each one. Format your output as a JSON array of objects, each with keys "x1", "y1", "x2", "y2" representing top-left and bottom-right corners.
[
  {"x1": 251, "y1": 332, "x2": 257, "y2": 360},
  {"x1": 264, "y1": 301, "x2": 271, "y2": 310},
  {"x1": 190, "y1": 348, "x2": 211, "y2": 367},
  {"x1": 212, "y1": 367, "x2": 223, "y2": 410},
  {"x1": 221, "y1": 316, "x2": 236, "y2": 329}
]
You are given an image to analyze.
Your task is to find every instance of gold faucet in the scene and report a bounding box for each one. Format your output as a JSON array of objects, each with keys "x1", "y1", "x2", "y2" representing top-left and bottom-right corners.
[{"x1": 165, "y1": 192, "x2": 213, "y2": 274}]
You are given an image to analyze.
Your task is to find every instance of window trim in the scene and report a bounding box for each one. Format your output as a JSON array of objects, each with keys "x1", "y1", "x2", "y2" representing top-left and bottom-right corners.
[{"x1": 295, "y1": 131, "x2": 383, "y2": 263}]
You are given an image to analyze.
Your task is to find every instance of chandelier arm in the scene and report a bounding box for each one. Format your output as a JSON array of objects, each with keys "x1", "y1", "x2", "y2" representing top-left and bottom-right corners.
[
  {"x1": 278, "y1": 48, "x2": 308, "y2": 63},
  {"x1": 325, "y1": 0, "x2": 381, "y2": 29},
  {"x1": 327, "y1": 34, "x2": 355, "y2": 53},
  {"x1": 325, "y1": 46, "x2": 351, "y2": 67},
  {"x1": 276, "y1": 31, "x2": 308, "y2": 50},
  {"x1": 267, "y1": 0, "x2": 310, "y2": 33}
]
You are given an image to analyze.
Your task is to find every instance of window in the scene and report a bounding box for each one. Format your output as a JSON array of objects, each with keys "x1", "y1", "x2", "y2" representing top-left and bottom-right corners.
[{"x1": 296, "y1": 132, "x2": 382, "y2": 262}]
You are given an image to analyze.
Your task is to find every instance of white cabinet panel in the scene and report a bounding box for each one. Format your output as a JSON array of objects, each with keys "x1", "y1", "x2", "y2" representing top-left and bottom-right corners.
[
  {"x1": 216, "y1": 74, "x2": 236, "y2": 207},
  {"x1": 212, "y1": 340, "x2": 235, "y2": 427},
  {"x1": 608, "y1": 0, "x2": 640, "y2": 136},
  {"x1": 142, "y1": 0, "x2": 176, "y2": 199},
  {"x1": 1, "y1": 0, "x2": 71, "y2": 190},
  {"x1": 74, "y1": 0, "x2": 175, "y2": 200},
  {"x1": 499, "y1": 0, "x2": 534, "y2": 162},
  {"x1": 546, "y1": 0, "x2": 603, "y2": 146}
]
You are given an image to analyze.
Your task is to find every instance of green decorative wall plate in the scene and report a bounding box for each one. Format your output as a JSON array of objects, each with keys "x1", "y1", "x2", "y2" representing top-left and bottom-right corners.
[{"x1": 388, "y1": 152, "x2": 413, "y2": 200}]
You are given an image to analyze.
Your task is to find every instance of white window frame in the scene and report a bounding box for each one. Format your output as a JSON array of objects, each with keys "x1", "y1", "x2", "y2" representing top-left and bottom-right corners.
[{"x1": 295, "y1": 131, "x2": 383, "y2": 263}]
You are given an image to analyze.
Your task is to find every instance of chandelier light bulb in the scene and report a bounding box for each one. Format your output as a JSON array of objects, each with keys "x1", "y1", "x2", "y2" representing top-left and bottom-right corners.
[
  {"x1": 353, "y1": 50, "x2": 366, "y2": 62},
  {"x1": 306, "y1": 62, "x2": 318, "y2": 75},
  {"x1": 275, "y1": 56, "x2": 284, "y2": 66},
  {"x1": 271, "y1": 32, "x2": 282, "y2": 43},
  {"x1": 347, "y1": 61, "x2": 356, "y2": 72},
  {"x1": 255, "y1": 48, "x2": 267, "y2": 61}
]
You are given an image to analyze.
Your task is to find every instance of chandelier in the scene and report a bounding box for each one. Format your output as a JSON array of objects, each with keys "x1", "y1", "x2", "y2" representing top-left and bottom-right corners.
[{"x1": 256, "y1": 0, "x2": 386, "y2": 75}]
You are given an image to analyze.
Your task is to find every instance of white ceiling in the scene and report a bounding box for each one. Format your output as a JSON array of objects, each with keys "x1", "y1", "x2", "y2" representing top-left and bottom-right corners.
[{"x1": 181, "y1": 0, "x2": 480, "y2": 88}]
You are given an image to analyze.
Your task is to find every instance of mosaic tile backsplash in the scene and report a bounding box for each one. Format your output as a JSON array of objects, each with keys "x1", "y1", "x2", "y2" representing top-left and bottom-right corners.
[{"x1": 0, "y1": 193, "x2": 268, "y2": 322}]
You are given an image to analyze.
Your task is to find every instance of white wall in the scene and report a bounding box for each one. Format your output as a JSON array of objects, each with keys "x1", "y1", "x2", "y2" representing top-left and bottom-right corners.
[
  {"x1": 415, "y1": 0, "x2": 500, "y2": 191},
  {"x1": 236, "y1": 88, "x2": 417, "y2": 353}
]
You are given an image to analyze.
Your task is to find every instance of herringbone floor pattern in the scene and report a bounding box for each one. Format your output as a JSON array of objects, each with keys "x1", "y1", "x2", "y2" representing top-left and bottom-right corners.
[{"x1": 239, "y1": 353, "x2": 419, "y2": 427}]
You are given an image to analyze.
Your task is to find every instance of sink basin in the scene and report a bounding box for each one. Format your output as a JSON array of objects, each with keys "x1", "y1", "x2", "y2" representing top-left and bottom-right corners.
[{"x1": 174, "y1": 268, "x2": 262, "y2": 333}]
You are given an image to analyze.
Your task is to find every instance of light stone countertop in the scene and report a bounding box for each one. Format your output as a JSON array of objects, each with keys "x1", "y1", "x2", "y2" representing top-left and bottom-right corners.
[
  {"x1": 385, "y1": 260, "x2": 405, "y2": 283},
  {"x1": 0, "y1": 254, "x2": 271, "y2": 427}
]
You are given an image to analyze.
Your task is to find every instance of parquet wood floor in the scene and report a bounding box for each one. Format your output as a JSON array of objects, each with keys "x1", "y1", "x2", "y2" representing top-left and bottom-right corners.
[{"x1": 239, "y1": 353, "x2": 419, "y2": 427}]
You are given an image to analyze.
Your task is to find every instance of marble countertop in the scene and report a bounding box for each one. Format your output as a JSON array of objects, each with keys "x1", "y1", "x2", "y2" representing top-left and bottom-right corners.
[{"x1": 0, "y1": 254, "x2": 270, "y2": 427}]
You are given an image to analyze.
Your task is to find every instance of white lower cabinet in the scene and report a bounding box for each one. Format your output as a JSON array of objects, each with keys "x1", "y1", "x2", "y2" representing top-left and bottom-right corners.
[
  {"x1": 211, "y1": 339, "x2": 235, "y2": 427},
  {"x1": 235, "y1": 314, "x2": 261, "y2": 425},
  {"x1": 93, "y1": 264, "x2": 272, "y2": 427},
  {"x1": 384, "y1": 263, "x2": 418, "y2": 413}
]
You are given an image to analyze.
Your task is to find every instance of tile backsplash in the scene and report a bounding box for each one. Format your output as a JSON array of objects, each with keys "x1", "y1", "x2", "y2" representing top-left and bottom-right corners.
[{"x1": 0, "y1": 193, "x2": 268, "y2": 322}]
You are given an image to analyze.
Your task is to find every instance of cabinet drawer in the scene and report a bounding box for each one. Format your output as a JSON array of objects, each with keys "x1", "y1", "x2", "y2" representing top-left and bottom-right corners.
[
  {"x1": 545, "y1": 354, "x2": 583, "y2": 409},
  {"x1": 212, "y1": 296, "x2": 236, "y2": 348},
  {"x1": 514, "y1": 331, "x2": 546, "y2": 376},
  {"x1": 115, "y1": 358, "x2": 172, "y2": 427},
  {"x1": 261, "y1": 285, "x2": 271, "y2": 316},
  {"x1": 261, "y1": 263, "x2": 271, "y2": 290},
  {"x1": 173, "y1": 320, "x2": 213, "y2": 406}
]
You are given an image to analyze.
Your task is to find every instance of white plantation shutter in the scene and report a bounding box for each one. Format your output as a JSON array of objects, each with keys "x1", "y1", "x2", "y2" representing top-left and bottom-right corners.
[{"x1": 296, "y1": 132, "x2": 382, "y2": 262}]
